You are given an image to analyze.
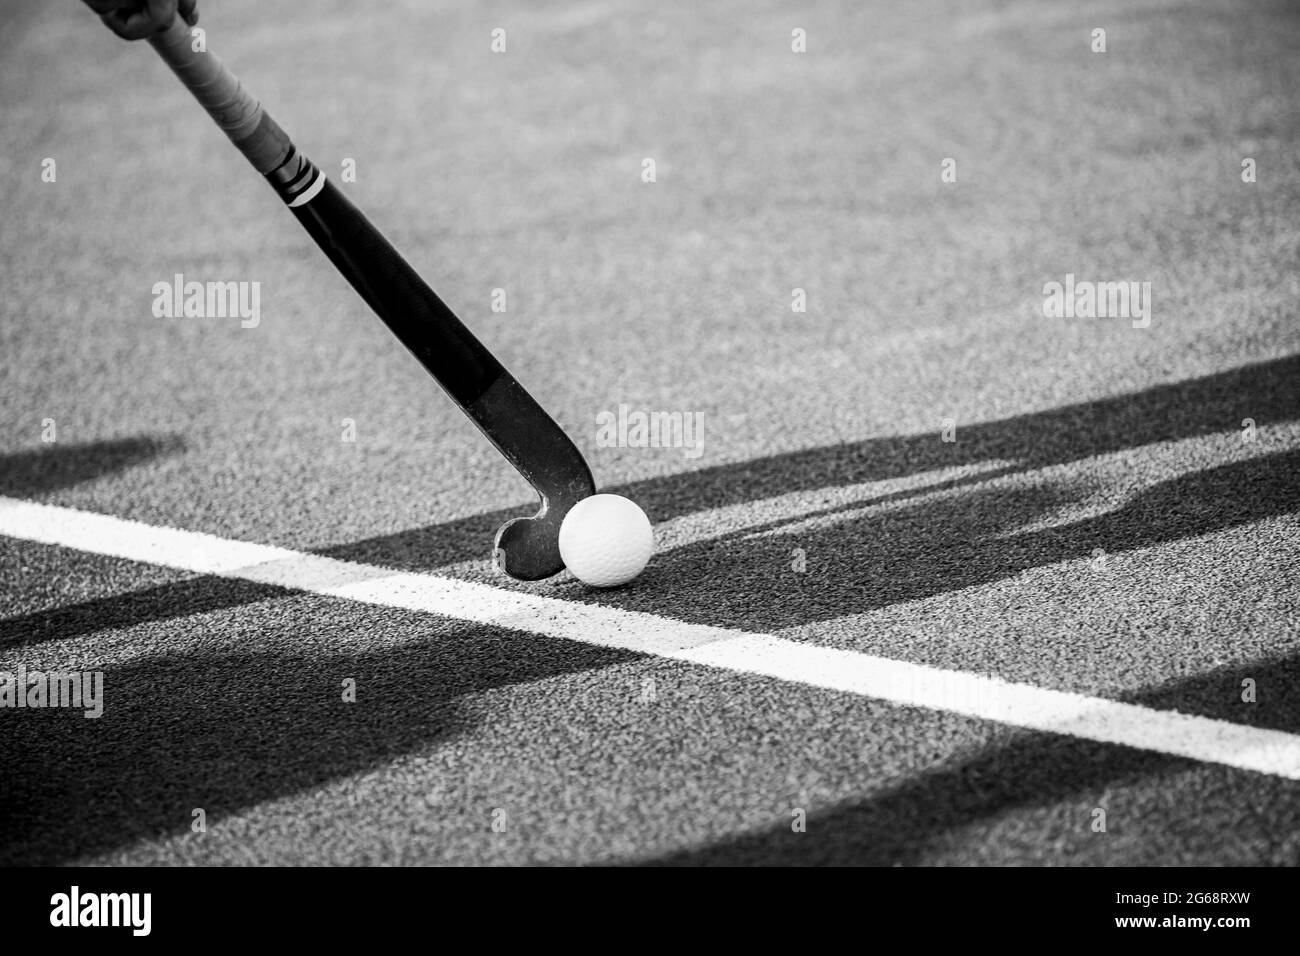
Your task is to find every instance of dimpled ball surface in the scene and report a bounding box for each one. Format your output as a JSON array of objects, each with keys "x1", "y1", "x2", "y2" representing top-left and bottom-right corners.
[{"x1": 558, "y1": 494, "x2": 654, "y2": 587}]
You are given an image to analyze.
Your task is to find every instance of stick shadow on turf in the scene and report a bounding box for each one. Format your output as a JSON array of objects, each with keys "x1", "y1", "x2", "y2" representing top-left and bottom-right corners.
[{"x1": 0, "y1": 434, "x2": 183, "y2": 497}]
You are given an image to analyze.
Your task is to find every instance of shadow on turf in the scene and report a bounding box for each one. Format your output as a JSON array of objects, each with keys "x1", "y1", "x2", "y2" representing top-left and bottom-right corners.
[
  {"x1": 630, "y1": 653, "x2": 1300, "y2": 866},
  {"x1": 616, "y1": 443, "x2": 1300, "y2": 631},
  {"x1": 0, "y1": 615, "x2": 636, "y2": 865},
  {"x1": 10, "y1": 356, "x2": 1292, "y2": 639},
  {"x1": 0, "y1": 434, "x2": 184, "y2": 497},
  {"x1": 323, "y1": 352, "x2": 1300, "y2": 632},
  {"x1": 0, "y1": 577, "x2": 286, "y2": 651},
  {"x1": 2, "y1": 356, "x2": 1296, "y2": 862}
]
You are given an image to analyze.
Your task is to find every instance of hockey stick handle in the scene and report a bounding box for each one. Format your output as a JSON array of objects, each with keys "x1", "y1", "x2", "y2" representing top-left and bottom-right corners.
[
  {"x1": 148, "y1": 16, "x2": 292, "y2": 174},
  {"x1": 145, "y1": 15, "x2": 507, "y2": 403}
]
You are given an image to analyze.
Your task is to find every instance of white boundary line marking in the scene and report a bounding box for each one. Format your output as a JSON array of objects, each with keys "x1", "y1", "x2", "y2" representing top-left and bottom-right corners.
[{"x1": 3, "y1": 495, "x2": 1298, "y2": 781}]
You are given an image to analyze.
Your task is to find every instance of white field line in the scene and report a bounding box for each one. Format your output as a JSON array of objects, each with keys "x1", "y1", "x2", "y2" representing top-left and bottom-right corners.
[{"x1": 3, "y1": 495, "x2": 1299, "y2": 781}]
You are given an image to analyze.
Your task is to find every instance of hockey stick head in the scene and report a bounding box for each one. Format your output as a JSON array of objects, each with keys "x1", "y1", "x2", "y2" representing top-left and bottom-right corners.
[
  {"x1": 474, "y1": 376, "x2": 597, "y2": 581},
  {"x1": 492, "y1": 495, "x2": 582, "y2": 581}
]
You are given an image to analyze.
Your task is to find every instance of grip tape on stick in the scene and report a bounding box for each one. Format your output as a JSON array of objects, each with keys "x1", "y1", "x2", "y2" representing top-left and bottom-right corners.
[
  {"x1": 144, "y1": 14, "x2": 501, "y2": 399},
  {"x1": 147, "y1": 17, "x2": 292, "y2": 174}
]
